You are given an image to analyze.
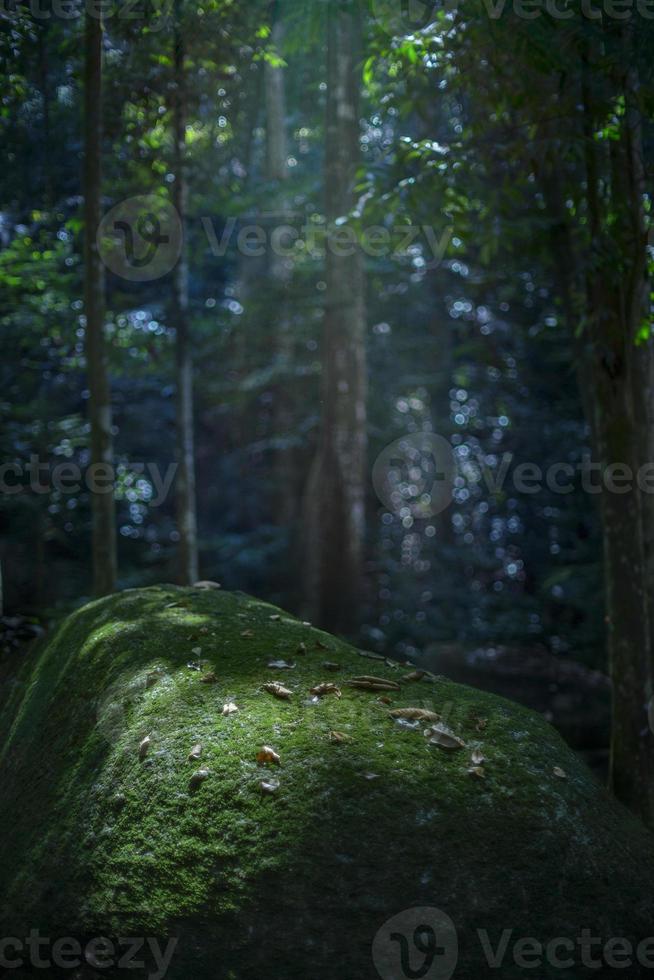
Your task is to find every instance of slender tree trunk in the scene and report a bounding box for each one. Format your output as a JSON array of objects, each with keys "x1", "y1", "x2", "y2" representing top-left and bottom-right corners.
[
  {"x1": 265, "y1": 18, "x2": 298, "y2": 530},
  {"x1": 265, "y1": 18, "x2": 288, "y2": 183},
  {"x1": 83, "y1": 8, "x2": 117, "y2": 597},
  {"x1": 172, "y1": 4, "x2": 199, "y2": 585},
  {"x1": 581, "y1": 32, "x2": 654, "y2": 822},
  {"x1": 302, "y1": 0, "x2": 367, "y2": 631}
]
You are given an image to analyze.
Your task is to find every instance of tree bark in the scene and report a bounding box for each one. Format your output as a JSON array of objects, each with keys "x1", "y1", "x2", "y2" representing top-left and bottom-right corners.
[
  {"x1": 265, "y1": 18, "x2": 298, "y2": 531},
  {"x1": 172, "y1": 3, "x2": 199, "y2": 585},
  {"x1": 302, "y1": 0, "x2": 367, "y2": 631},
  {"x1": 581, "y1": 30, "x2": 654, "y2": 822},
  {"x1": 83, "y1": 8, "x2": 117, "y2": 597}
]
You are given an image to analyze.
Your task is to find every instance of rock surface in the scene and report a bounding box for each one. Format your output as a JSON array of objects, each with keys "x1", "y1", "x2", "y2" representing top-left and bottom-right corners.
[{"x1": 0, "y1": 586, "x2": 652, "y2": 979}]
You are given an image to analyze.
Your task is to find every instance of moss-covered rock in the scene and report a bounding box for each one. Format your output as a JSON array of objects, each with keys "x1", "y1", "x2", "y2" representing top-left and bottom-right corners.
[{"x1": 1, "y1": 586, "x2": 653, "y2": 979}]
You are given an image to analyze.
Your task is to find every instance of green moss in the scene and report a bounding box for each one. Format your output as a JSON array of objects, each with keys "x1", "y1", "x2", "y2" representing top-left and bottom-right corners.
[{"x1": 1, "y1": 586, "x2": 653, "y2": 979}]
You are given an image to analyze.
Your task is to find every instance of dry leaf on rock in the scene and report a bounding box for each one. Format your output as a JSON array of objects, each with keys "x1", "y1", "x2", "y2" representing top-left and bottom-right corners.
[
  {"x1": 359, "y1": 650, "x2": 386, "y2": 661},
  {"x1": 257, "y1": 746, "x2": 281, "y2": 766},
  {"x1": 310, "y1": 682, "x2": 342, "y2": 698},
  {"x1": 263, "y1": 683, "x2": 292, "y2": 700},
  {"x1": 189, "y1": 769, "x2": 210, "y2": 789},
  {"x1": 328, "y1": 730, "x2": 353, "y2": 743},
  {"x1": 389, "y1": 707, "x2": 440, "y2": 722},
  {"x1": 428, "y1": 723, "x2": 466, "y2": 751},
  {"x1": 347, "y1": 676, "x2": 400, "y2": 692}
]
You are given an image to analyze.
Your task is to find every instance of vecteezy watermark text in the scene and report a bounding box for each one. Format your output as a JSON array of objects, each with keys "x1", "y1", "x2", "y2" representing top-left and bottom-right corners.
[
  {"x1": 0, "y1": 456, "x2": 177, "y2": 507},
  {"x1": 201, "y1": 215, "x2": 452, "y2": 267},
  {"x1": 0, "y1": 931, "x2": 177, "y2": 979},
  {"x1": 0, "y1": 0, "x2": 172, "y2": 26},
  {"x1": 95, "y1": 194, "x2": 453, "y2": 282},
  {"x1": 373, "y1": 907, "x2": 654, "y2": 978},
  {"x1": 371, "y1": 0, "x2": 654, "y2": 37},
  {"x1": 372, "y1": 432, "x2": 654, "y2": 518}
]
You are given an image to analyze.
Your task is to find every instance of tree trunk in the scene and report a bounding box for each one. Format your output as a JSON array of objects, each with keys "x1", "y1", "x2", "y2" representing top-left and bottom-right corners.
[
  {"x1": 582, "y1": 31, "x2": 654, "y2": 822},
  {"x1": 83, "y1": 8, "x2": 117, "y2": 597},
  {"x1": 172, "y1": 4, "x2": 199, "y2": 585},
  {"x1": 265, "y1": 18, "x2": 298, "y2": 531},
  {"x1": 302, "y1": 0, "x2": 367, "y2": 631}
]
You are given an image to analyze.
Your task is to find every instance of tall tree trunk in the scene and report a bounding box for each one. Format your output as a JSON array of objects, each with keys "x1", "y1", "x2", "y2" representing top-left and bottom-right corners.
[
  {"x1": 302, "y1": 0, "x2": 367, "y2": 631},
  {"x1": 265, "y1": 17, "x2": 288, "y2": 182},
  {"x1": 581, "y1": 31, "x2": 654, "y2": 822},
  {"x1": 265, "y1": 17, "x2": 297, "y2": 531},
  {"x1": 83, "y1": 8, "x2": 117, "y2": 597},
  {"x1": 172, "y1": 3, "x2": 199, "y2": 585}
]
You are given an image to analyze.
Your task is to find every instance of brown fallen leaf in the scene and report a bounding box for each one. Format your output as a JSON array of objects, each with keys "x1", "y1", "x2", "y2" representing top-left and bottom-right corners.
[
  {"x1": 241, "y1": 629, "x2": 254, "y2": 639},
  {"x1": 200, "y1": 671, "x2": 218, "y2": 684},
  {"x1": 347, "y1": 676, "x2": 401, "y2": 692},
  {"x1": 553, "y1": 766, "x2": 567, "y2": 779},
  {"x1": 468, "y1": 766, "x2": 486, "y2": 779},
  {"x1": 188, "y1": 743, "x2": 203, "y2": 761},
  {"x1": 193, "y1": 580, "x2": 221, "y2": 589},
  {"x1": 471, "y1": 748, "x2": 485, "y2": 766},
  {"x1": 474, "y1": 716, "x2": 488, "y2": 733},
  {"x1": 377, "y1": 696, "x2": 392, "y2": 705},
  {"x1": 189, "y1": 768, "x2": 210, "y2": 789},
  {"x1": 260, "y1": 778, "x2": 280, "y2": 794},
  {"x1": 359, "y1": 650, "x2": 386, "y2": 661},
  {"x1": 310, "y1": 682, "x2": 342, "y2": 698},
  {"x1": 257, "y1": 745, "x2": 281, "y2": 766},
  {"x1": 329, "y1": 731, "x2": 353, "y2": 743},
  {"x1": 222, "y1": 702, "x2": 239, "y2": 715},
  {"x1": 389, "y1": 707, "x2": 441, "y2": 722},
  {"x1": 402, "y1": 670, "x2": 427, "y2": 682},
  {"x1": 139, "y1": 735, "x2": 151, "y2": 760},
  {"x1": 263, "y1": 682, "x2": 292, "y2": 700},
  {"x1": 428, "y1": 723, "x2": 466, "y2": 751}
]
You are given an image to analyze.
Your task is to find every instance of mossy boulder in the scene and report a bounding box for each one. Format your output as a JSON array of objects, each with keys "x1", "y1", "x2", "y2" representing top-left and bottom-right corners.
[{"x1": 1, "y1": 586, "x2": 653, "y2": 979}]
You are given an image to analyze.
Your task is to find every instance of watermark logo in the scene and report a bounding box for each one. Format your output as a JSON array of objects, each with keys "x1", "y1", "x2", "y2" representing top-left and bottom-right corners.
[
  {"x1": 372, "y1": 433, "x2": 456, "y2": 519},
  {"x1": 0, "y1": 0, "x2": 173, "y2": 28},
  {"x1": 372, "y1": 0, "x2": 441, "y2": 37},
  {"x1": 372, "y1": 907, "x2": 458, "y2": 980},
  {"x1": 97, "y1": 195, "x2": 182, "y2": 282}
]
